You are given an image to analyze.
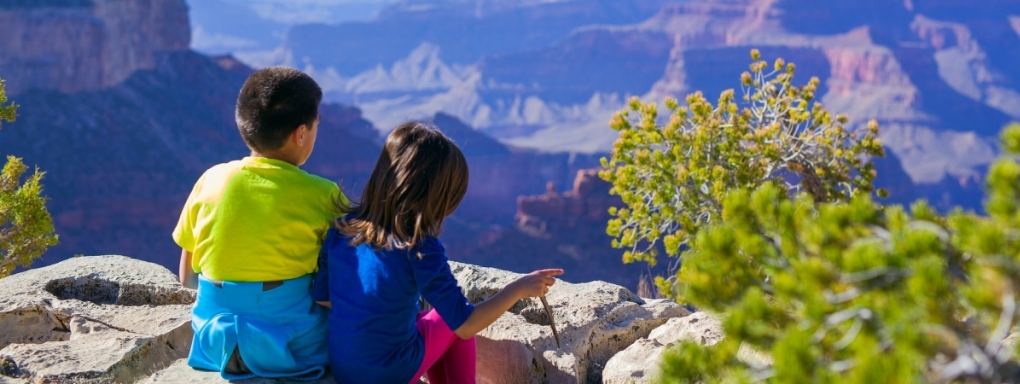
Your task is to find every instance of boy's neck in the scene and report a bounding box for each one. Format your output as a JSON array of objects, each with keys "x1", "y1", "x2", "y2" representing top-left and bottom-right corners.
[{"x1": 250, "y1": 150, "x2": 301, "y2": 166}]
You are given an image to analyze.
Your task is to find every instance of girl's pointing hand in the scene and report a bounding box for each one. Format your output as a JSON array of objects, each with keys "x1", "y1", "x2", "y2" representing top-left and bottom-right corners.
[{"x1": 509, "y1": 269, "x2": 564, "y2": 298}]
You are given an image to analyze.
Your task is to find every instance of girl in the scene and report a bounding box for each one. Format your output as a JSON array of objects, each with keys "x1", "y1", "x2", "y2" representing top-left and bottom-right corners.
[{"x1": 311, "y1": 122, "x2": 562, "y2": 384}]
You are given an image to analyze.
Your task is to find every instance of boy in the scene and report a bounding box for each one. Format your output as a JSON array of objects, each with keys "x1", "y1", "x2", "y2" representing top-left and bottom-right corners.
[{"x1": 173, "y1": 67, "x2": 345, "y2": 380}]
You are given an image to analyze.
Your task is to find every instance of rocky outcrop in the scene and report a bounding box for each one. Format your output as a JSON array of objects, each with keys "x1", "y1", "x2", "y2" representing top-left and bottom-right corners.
[
  {"x1": 143, "y1": 360, "x2": 336, "y2": 384},
  {"x1": 0, "y1": 255, "x2": 194, "y2": 383},
  {"x1": 0, "y1": 256, "x2": 692, "y2": 384},
  {"x1": 448, "y1": 261, "x2": 689, "y2": 383},
  {"x1": 0, "y1": 0, "x2": 190, "y2": 95},
  {"x1": 602, "y1": 312, "x2": 722, "y2": 384},
  {"x1": 602, "y1": 312, "x2": 772, "y2": 384}
]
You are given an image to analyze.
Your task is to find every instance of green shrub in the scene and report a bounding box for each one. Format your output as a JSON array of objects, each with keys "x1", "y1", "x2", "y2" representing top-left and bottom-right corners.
[
  {"x1": 0, "y1": 79, "x2": 14, "y2": 123},
  {"x1": 0, "y1": 79, "x2": 57, "y2": 277},
  {"x1": 599, "y1": 49, "x2": 884, "y2": 296},
  {"x1": 659, "y1": 124, "x2": 1020, "y2": 383}
]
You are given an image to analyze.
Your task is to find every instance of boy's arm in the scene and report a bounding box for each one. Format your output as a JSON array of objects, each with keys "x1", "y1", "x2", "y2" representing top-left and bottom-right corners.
[
  {"x1": 174, "y1": 172, "x2": 206, "y2": 289},
  {"x1": 179, "y1": 249, "x2": 198, "y2": 289},
  {"x1": 311, "y1": 228, "x2": 334, "y2": 307}
]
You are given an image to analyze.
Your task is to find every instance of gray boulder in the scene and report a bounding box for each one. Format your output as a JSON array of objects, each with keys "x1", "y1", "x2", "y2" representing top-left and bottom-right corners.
[
  {"x1": 145, "y1": 262, "x2": 688, "y2": 384},
  {"x1": 449, "y1": 262, "x2": 689, "y2": 384},
  {"x1": 601, "y1": 312, "x2": 723, "y2": 384},
  {"x1": 602, "y1": 311, "x2": 774, "y2": 384},
  {"x1": 142, "y1": 360, "x2": 337, "y2": 384},
  {"x1": 0, "y1": 255, "x2": 194, "y2": 383},
  {"x1": 1, "y1": 256, "x2": 684, "y2": 384}
]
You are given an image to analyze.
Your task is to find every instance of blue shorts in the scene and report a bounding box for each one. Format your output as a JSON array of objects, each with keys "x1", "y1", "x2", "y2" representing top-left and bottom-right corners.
[{"x1": 188, "y1": 274, "x2": 329, "y2": 381}]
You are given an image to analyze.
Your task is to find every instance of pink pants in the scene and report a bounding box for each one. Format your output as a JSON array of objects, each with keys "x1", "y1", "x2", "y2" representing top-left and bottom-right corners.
[{"x1": 409, "y1": 309, "x2": 477, "y2": 384}]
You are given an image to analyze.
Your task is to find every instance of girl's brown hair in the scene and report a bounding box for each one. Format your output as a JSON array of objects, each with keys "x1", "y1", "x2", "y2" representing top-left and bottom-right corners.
[{"x1": 338, "y1": 122, "x2": 469, "y2": 249}]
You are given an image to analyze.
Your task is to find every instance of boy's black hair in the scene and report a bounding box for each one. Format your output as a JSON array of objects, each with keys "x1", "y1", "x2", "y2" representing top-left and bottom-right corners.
[{"x1": 235, "y1": 67, "x2": 322, "y2": 152}]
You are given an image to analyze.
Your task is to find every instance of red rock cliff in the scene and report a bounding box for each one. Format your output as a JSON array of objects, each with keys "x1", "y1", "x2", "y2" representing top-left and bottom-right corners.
[
  {"x1": 515, "y1": 169, "x2": 618, "y2": 234},
  {"x1": 0, "y1": 0, "x2": 190, "y2": 95}
]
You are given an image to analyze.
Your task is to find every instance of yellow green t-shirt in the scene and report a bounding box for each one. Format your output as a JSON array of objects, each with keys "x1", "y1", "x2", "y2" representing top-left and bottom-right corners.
[{"x1": 172, "y1": 156, "x2": 346, "y2": 282}]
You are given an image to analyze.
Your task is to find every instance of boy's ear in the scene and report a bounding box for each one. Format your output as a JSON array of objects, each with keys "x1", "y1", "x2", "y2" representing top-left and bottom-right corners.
[{"x1": 293, "y1": 124, "x2": 308, "y2": 146}]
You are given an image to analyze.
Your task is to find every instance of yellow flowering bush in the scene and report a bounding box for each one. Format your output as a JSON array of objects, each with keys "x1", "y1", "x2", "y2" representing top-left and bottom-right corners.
[{"x1": 600, "y1": 50, "x2": 884, "y2": 295}]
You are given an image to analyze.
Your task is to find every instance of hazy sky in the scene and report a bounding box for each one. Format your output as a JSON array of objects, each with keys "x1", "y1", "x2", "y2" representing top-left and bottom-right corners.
[
  {"x1": 206, "y1": 0, "x2": 391, "y2": 24},
  {"x1": 186, "y1": 0, "x2": 390, "y2": 57}
]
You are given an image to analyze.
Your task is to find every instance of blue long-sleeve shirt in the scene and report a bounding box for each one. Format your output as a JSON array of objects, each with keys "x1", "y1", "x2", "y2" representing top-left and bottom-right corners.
[{"x1": 311, "y1": 227, "x2": 475, "y2": 384}]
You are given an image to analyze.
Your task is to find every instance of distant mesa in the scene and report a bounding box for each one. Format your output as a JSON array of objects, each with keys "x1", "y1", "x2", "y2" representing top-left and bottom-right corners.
[
  {"x1": 516, "y1": 169, "x2": 616, "y2": 237},
  {"x1": 0, "y1": 0, "x2": 1014, "y2": 291},
  {"x1": 275, "y1": 0, "x2": 1020, "y2": 191}
]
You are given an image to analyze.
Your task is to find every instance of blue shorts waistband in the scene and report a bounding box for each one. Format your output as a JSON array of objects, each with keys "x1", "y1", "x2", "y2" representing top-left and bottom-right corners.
[{"x1": 196, "y1": 274, "x2": 314, "y2": 314}]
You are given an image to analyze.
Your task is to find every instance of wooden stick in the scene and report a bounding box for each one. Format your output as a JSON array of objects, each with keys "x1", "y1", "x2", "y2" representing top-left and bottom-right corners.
[{"x1": 539, "y1": 295, "x2": 561, "y2": 349}]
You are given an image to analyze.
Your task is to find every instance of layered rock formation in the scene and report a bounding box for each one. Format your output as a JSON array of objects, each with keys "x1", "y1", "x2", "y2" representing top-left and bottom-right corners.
[
  {"x1": 0, "y1": 0, "x2": 190, "y2": 95},
  {"x1": 0, "y1": 256, "x2": 697, "y2": 384},
  {"x1": 257, "y1": 0, "x2": 1020, "y2": 207},
  {"x1": 4, "y1": 0, "x2": 1010, "y2": 308},
  {"x1": 283, "y1": 0, "x2": 674, "y2": 77},
  {"x1": 634, "y1": 0, "x2": 1017, "y2": 190},
  {"x1": 516, "y1": 169, "x2": 616, "y2": 234},
  {"x1": 0, "y1": 0, "x2": 634, "y2": 288}
]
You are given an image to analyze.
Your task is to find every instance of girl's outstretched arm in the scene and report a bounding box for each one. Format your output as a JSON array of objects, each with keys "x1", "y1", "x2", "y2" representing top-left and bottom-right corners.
[{"x1": 453, "y1": 269, "x2": 563, "y2": 339}]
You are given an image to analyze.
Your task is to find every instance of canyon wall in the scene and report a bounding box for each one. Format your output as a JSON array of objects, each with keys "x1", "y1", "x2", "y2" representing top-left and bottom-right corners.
[{"x1": 0, "y1": 0, "x2": 189, "y2": 95}]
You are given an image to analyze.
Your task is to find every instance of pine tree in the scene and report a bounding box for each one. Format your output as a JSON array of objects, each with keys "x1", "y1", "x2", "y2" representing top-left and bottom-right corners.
[
  {"x1": 658, "y1": 124, "x2": 1020, "y2": 383},
  {"x1": 0, "y1": 79, "x2": 58, "y2": 277}
]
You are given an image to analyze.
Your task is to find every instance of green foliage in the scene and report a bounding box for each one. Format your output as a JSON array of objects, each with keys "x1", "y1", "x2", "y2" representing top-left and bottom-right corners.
[
  {"x1": 0, "y1": 80, "x2": 15, "y2": 126},
  {"x1": 0, "y1": 79, "x2": 57, "y2": 277},
  {"x1": 659, "y1": 124, "x2": 1020, "y2": 383},
  {"x1": 599, "y1": 49, "x2": 884, "y2": 295}
]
